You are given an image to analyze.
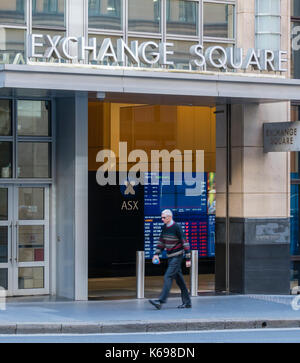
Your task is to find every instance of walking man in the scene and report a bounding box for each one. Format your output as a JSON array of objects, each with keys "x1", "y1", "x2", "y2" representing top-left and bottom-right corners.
[{"x1": 149, "y1": 209, "x2": 192, "y2": 310}]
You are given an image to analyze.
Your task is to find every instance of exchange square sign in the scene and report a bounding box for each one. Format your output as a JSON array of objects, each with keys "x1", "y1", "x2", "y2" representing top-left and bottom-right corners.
[{"x1": 264, "y1": 122, "x2": 300, "y2": 152}]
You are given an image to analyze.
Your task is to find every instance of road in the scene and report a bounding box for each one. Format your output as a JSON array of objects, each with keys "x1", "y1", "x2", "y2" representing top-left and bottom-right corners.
[{"x1": 0, "y1": 328, "x2": 300, "y2": 343}]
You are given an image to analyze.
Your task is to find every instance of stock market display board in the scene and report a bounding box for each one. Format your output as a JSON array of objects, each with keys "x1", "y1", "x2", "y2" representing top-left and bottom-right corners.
[{"x1": 144, "y1": 172, "x2": 216, "y2": 259}]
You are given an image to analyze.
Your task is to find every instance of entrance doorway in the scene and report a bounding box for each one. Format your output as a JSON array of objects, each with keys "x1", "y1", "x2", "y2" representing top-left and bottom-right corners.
[
  {"x1": 0, "y1": 185, "x2": 49, "y2": 296},
  {"x1": 88, "y1": 101, "x2": 216, "y2": 300}
]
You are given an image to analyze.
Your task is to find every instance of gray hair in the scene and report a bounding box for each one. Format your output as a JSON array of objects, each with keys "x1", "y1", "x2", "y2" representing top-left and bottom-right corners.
[{"x1": 161, "y1": 209, "x2": 173, "y2": 217}]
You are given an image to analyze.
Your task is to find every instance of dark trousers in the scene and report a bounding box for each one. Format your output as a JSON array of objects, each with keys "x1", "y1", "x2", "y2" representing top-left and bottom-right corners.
[{"x1": 159, "y1": 255, "x2": 191, "y2": 305}]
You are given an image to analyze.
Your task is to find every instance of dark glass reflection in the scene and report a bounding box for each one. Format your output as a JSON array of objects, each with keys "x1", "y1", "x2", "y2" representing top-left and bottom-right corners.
[
  {"x1": 128, "y1": 0, "x2": 161, "y2": 33},
  {"x1": 19, "y1": 188, "x2": 45, "y2": 221},
  {"x1": 0, "y1": 143, "x2": 12, "y2": 179},
  {"x1": 167, "y1": 0, "x2": 198, "y2": 36},
  {"x1": 0, "y1": 29, "x2": 25, "y2": 65},
  {"x1": 0, "y1": 189, "x2": 8, "y2": 221},
  {"x1": 292, "y1": 0, "x2": 300, "y2": 17},
  {"x1": 203, "y1": 3, "x2": 234, "y2": 38},
  {"x1": 18, "y1": 143, "x2": 50, "y2": 179},
  {"x1": 32, "y1": 0, "x2": 65, "y2": 27},
  {"x1": 18, "y1": 100, "x2": 50, "y2": 137},
  {"x1": 0, "y1": 0, "x2": 25, "y2": 25},
  {"x1": 0, "y1": 100, "x2": 11, "y2": 136},
  {"x1": 0, "y1": 269, "x2": 8, "y2": 290},
  {"x1": 0, "y1": 227, "x2": 8, "y2": 263},
  {"x1": 89, "y1": 0, "x2": 122, "y2": 30}
]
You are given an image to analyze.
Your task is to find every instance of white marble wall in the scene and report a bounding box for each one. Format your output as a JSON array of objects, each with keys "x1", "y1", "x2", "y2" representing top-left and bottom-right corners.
[{"x1": 216, "y1": 102, "x2": 291, "y2": 219}]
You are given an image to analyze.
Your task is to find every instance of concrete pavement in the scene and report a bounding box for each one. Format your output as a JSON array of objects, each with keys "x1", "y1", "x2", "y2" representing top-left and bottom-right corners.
[{"x1": 0, "y1": 294, "x2": 300, "y2": 334}]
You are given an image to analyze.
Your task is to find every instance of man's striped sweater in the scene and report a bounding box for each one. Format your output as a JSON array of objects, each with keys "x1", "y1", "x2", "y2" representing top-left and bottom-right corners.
[{"x1": 155, "y1": 222, "x2": 191, "y2": 261}]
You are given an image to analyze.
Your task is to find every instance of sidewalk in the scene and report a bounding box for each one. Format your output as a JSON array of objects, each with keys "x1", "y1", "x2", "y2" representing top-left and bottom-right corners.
[{"x1": 0, "y1": 294, "x2": 300, "y2": 334}]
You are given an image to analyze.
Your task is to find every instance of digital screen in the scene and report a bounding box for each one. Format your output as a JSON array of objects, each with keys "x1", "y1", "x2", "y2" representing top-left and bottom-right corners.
[
  {"x1": 144, "y1": 172, "x2": 207, "y2": 216},
  {"x1": 144, "y1": 172, "x2": 215, "y2": 259}
]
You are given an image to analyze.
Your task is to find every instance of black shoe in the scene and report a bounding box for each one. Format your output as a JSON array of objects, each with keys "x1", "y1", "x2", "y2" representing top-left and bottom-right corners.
[
  {"x1": 149, "y1": 299, "x2": 162, "y2": 310},
  {"x1": 178, "y1": 303, "x2": 192, "y2": 309}
]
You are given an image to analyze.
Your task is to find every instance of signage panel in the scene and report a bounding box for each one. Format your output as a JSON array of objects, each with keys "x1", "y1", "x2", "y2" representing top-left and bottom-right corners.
[{"x1": 264, "y1": 121, "x2": 300, "y2": 152}]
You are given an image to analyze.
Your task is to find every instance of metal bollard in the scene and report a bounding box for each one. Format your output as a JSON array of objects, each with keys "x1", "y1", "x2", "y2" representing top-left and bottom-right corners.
[
  {"x1": 136, "y1": 251, "x2": 145, "y2": 299},
  {"x1": 190, "y1": 250, "x2": 198, "y2": 297}
]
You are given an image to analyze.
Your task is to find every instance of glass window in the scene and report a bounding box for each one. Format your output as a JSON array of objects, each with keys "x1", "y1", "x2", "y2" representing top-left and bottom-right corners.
[
  {"x1": 0, "y1": 0, "x2": 26, "y2": 25},
  {"x1": 292, "y1": 0, "x2": 300, "y2": 17},
  {"x1": 18, "y1": 143, "x2": 50, "y2": 179},
  {"x1": 89, "y1": 0, "x2": 122, "y2": 31},
  {"x1": 256, "y1": 15, "x2": 280, "y2": 33},
  {"x1": 18, "y1": 267, "x2": 44, "y2": 289},
  {"x1": 19, "y1": 226, "x2": 44, "y2": 262},
  {"x1": 128, "y1": 0, "x2": 161, "y2": 33},
  {"x1": 0, "y1": 269, "x2": 8, "y2": 290},
  {"x1": 0, "y1": 142, "x2": 12, "y2": 179},
  {"x1": 255, "y1": 0, "x2": 281, "y2": 50},
  {"x1": 33, "y1": 0, "x2": 65, "y2": 28},
  {"x1": 256, "y1": 33, "x2": 281, "y2": 50},
  {"x1": 89, "y1": 34, "x2": 120, "y2": 65},
  {"x1": 166, "y1": 0, "x2": 198, "y2": 36},
  {"x1": 203, "y1": 3, "x2": 235, "y2": 39},
  {"x1": 167, "y1": 39, "x2": 196, "y2": 70},
  {"x1": 31, "y1": 30, "x2": 65, "y2": 62},
  {"x1": 0, "y1": 189, "x2": 8, "y2": 220},
  {"x1": 0, "y1": 100, "x2": 11, "y2": 136},
  {"x1": 0, "y1": 28, "x2": 25, "y2": 65},
  {"x1": 0, "y1": 227, "x2": 8, "y2": 263},
  {"x1": 19, "y1": 188, "x2": 44, "y2": 220},
  {"x1": 18, "y1": 101, "x2": 50, "y2": 137},
  {"x1": 128, "y1": 37, "x2": 161, "y2": 68},
  {"x1": 256, "y1": 0, "x2": 280, "y2": 14}
]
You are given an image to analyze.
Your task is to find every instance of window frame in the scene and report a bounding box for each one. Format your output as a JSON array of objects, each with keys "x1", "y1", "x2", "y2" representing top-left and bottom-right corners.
[
  {"x1": 0, "y1": 98, "x2": 53, "y2": 183},
  {"x1": 87, "y1": 0, "x2": 236, "y2": 45},
  {"x1": 255, "y1": 0, "x2": 281, "y2": 50}
]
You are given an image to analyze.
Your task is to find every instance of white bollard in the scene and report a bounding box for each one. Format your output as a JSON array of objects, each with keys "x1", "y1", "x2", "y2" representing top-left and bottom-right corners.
[
  {"x1": 190, "y1": 250, "x2": 198, "y2": 297},
  {"x1": 136, "y1": 251, "x2": 145, "y2": 299}
]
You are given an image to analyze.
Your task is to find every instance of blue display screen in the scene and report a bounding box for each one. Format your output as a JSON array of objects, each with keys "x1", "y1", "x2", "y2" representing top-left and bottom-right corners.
[
  {"x1": 144, "y1": 172, "x2": 216, "y2": 259},
  {"x1": 144, "y1": 172, "x2": 207, "y2": 216}
]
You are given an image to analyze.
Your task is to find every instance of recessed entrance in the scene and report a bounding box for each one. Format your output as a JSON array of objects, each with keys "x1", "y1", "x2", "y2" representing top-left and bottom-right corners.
[{"x1": 88, "y1": 101, "x2": 216, "y2": 300}]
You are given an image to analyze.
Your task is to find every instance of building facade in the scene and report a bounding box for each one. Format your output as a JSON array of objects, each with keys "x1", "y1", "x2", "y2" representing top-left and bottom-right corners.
[{"x1": 0, "y1": 0, "x2": 298, "y2": 300}]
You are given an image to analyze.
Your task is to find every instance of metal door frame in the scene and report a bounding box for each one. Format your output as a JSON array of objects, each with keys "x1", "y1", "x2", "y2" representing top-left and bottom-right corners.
[{"x1": 0, "y1": 184, "x2": 50, "y2": 296}]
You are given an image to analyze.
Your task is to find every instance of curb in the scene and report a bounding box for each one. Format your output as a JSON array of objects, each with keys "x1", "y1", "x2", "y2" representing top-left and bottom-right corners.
[{"x1": 0, "y1": 319, "x2": 299, "y2": 335}]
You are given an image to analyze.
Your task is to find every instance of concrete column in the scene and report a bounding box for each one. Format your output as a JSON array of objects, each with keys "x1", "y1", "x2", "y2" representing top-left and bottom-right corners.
[
  {"x1": 55, "y1": 92, "x2": 88, "y2": 300},
  {"x1": 216, "y1": 102, "x2": 291, "y2": 294}
]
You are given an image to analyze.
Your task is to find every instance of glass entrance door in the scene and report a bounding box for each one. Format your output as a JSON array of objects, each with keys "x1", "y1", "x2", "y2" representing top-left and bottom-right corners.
[
  {"x1": 0, "y1": 186, "x2": 13, "y2": 295},
  {"x1": 0, "y1": 185, "x2": 49, "y2": 296}
]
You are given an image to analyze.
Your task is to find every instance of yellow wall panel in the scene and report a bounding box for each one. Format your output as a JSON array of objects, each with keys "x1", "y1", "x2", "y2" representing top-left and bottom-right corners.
[{"x1": 89, "y1": 102, "x2": 216, "y2": 173}]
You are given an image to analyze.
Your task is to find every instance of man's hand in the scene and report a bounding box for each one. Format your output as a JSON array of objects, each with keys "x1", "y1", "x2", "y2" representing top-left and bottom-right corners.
[
  {"x1": 152, "y1": 255, "x2": 160, "y2": 264},
  {"x1": 186, "y1": 260, "x2": 191, "y2": 268}
]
